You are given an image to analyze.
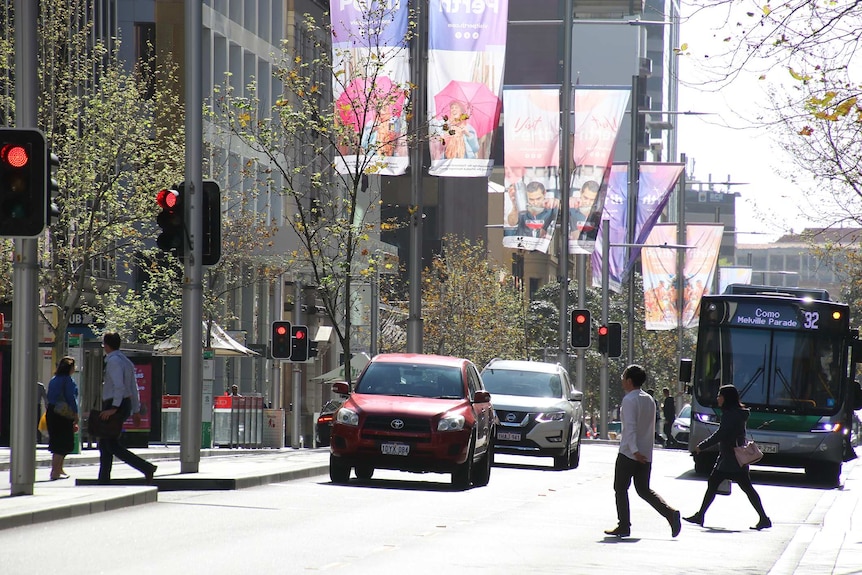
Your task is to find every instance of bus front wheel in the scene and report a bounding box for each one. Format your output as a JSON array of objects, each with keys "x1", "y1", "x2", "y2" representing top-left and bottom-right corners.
[{"x1": 805, "y1": 463, "x2": 841, "y2": 486}]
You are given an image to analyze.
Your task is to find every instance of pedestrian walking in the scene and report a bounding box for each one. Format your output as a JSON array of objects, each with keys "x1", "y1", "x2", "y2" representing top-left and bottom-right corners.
[
  {"x1": 46, "y1": 357, "x2": 79, "y2": 480},
  {"x1": 97, "y1": 332, "x2": 157, "y2": 484},
  {"x1": 662, "y1": 387, "x2": 676, "y2": 447},
  {"x1": 684, "y1": 384, "x2": 771, "y2": 530},
  {"x1": 605, "y1": 364, "x2": 681, "y2": 538}
]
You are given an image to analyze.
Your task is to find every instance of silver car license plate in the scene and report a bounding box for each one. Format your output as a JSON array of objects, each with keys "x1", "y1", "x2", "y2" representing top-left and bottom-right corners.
[
  {"x1": 497, "y1": 431, "x2": 521, "y2": 441},
  {"x1": 381, "y1": 442, "x2": 409, "y2": 456},
  {"x1": 756, "y1": 442, "x2": 779, "y2": 454}
]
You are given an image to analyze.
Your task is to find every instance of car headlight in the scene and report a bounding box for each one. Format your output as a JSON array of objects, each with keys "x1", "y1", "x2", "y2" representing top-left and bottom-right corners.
[
  {"x1": 335, "y1": 407, "x2": 359, "y2": 427},
  {"x1": 694, "y1": 412, "x2": 718, "y2": 424},
  {"x1": 535, "y1": 411, "x2": 566, "y2": 423},
  {"x1": 438, "y1": 414, "x2": 466, "y2": 431}
]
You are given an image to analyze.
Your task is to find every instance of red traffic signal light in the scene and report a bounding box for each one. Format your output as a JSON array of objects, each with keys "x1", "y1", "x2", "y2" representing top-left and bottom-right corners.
[
  {"x1": 0, "y1": 128, "x2": 47, "y2": 237},
  {"x1": 1, "y1": 144, "x2": 29, "y2": 168},
  {"x1": 156, "y1": 188, "x2": 180, "y2": 210},
  {"x1": 271, "y1": 321, "x2": 292, "y2": 359},
  {"x1": 571, "y1": 309, "x2": 591, "y2": 348},
  {"x1": 598, "y1": 325, "x2": 609, "y2": 336},
  {"x1": 597, "y1": 325, "x2": 609, "y2": 354},
  {"x1": 156, "y1": 186, "x2": 184, "y2": 255},
  {"x1": 291, "y1": 325, "x2": 310, "y2": 362}
]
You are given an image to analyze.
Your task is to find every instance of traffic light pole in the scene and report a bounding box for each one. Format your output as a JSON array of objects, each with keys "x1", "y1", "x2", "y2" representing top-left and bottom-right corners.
[
  {"x1": 599, "y1": 219, "x2": 610, "y2": 440},
  {"x1": 180, "y1": 0, "x2": 204, "y2": 474},
  {"x1": 292, "y1": 281, "x2": 303, "y2": 448},
  {"x1": 9, "y1": 0, "x2": 40, "y2": 496}
]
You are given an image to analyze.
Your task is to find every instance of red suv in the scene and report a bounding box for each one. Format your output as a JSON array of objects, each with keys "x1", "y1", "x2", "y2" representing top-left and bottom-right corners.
[{"x1": 328, "y1": 353, "x2": 495, "y2": 489}]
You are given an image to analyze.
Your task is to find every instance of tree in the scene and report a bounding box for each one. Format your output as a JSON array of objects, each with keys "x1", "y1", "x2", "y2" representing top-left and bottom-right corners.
[
  {"x1": 0, "y1": 2, "x2": 185, "y2": 357},
  {"x1": 419, "y1": 236, "x2": 525, "y2": 367},
  {"x1": 214, "y1": 5, "x2": 421, "y2": 380}
]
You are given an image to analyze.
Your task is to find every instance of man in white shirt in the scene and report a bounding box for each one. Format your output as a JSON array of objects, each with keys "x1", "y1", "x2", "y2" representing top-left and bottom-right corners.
[{"x1": 604, "y1": 364, "x2": 681, "y2": 538}]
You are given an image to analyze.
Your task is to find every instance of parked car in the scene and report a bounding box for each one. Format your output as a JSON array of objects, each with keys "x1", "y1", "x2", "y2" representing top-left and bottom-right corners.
[
  {"x1": 480, "y1": 359, "x2": 584, "y2": 470},
  {"x1": 315, "y1": 399, "x2": 343, "y2": 447},
  {"x1": 671, "y1": 404, "x2": 691, "y2": 446},
  {"x1": 328, "y1": 353, "x2": 496, "y2": 488}
]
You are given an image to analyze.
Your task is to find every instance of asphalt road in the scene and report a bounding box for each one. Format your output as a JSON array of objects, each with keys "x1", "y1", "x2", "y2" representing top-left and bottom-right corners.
[{"x1": 0, "y1": 443, "x2": 851, "y2": 575}]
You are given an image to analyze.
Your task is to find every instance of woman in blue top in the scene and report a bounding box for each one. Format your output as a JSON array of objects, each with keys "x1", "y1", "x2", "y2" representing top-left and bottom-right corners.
[
  {"x1": 46, "y1": 356, "x2": 79, "y2": 480},
  {"x1": 684, "y1": 384, "x2": 771, "y2": 530}
]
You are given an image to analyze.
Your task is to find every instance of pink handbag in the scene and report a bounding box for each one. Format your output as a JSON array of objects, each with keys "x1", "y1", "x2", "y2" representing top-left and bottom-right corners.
[{"x1": 734, "y1": 440, "x2": 764, "y2": 466}]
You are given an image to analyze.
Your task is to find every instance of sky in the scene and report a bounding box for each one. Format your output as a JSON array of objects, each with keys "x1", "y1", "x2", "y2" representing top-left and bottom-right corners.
[{"x1": 674, "y1": 2, "x2": 815, "y2": 244}]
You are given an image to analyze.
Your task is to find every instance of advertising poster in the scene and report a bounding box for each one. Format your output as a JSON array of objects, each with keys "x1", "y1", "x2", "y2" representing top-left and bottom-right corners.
[
  {"x1": 720, "y1": 266, "x2": 754, "y2": 294},
  {"x1": 125, "y1": 363, "x2": 152, "y2": 432},
  {"x1": 592, "y1": 162, "x2": 684, "y2": 292},
  {"x1": 427, "y1": 0, "x2": 507, "y2": 177},
  {"x1": 568, "y1": 88, "x2": 630, "y2": 255},
  {"x1": 330, "y1": 0, "x2": 410, "y2": 175},
  {"x1": 642, "y1": 224, "x2": 724, "y2": 330},
  {"x1": 502, "y1": 87, "x2": 560, "y2": 253}
]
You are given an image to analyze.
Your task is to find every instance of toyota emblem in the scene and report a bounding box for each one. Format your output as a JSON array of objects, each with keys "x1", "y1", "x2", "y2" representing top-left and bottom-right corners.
[
  {"x1": 505, "y1": 413, "x2": 516, "y2": 423},
  {"x1": 391, "y1": 419, "x2": 404, "y2": 430}
]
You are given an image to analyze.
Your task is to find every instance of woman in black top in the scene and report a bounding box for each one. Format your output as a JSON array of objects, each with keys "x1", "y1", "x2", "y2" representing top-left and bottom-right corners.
[
  {"x1": 46, "y1": 356, "x2": 80, "y2": 480},
  {"x1": 684, "y1": 384, "x2": 771, "y2": 530}
]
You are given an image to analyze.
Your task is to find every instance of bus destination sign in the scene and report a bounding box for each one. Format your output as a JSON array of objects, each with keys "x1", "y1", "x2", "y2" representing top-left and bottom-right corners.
[{"x1": 730, "y1": 302, "x2": 814, "y2": 330}]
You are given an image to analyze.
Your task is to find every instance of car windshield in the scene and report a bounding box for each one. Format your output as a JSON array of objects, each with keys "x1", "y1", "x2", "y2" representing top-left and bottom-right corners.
[
  {"x1": 354, "y1": 363, "x2": 464, "y2": 399},
  {"x1": 482, "y1": 369, "x2": 563, "y2": 398},
  {"x1": 678, "y1": 404, "x2": 691, "y2": 419}
]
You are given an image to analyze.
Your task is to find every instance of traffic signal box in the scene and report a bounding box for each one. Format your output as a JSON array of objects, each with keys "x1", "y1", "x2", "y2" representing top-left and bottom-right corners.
[
  {"x1": 598, "y1": 323, "x2": 623, "y2": 358},
  {"x1": 291, "y1": 325, "x2": 309, "y2": 362},
  {"x1": 271, "y1": 321, "x2": 291, "y2": 359},
  {"x1": 571, "y1": 309, "x2": 591, "y2": 348},
  {"x1": 0, "y1": 128, "x2": 47, "y2": 237},
  {"x1": 156, "y1": 187, "x2": 184, "y2": 255},
  {"x1": 156, "y1": 180, "x2": 222, "y2": 264}
]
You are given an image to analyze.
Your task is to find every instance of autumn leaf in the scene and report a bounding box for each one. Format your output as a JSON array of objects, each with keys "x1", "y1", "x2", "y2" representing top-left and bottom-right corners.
[{"x1": 799, "y1": 126, "x2": 814, "y2": 136}]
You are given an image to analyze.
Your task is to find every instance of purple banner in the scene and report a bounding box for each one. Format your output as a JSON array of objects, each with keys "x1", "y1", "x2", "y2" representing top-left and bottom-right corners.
[
  {"x1": 428, "y1": 0, "x2": 508, "y2": 177},
  {"x1": 592, "y1": 163, "x2": 684, "y2": 292},
  {"x1": 331, "y1": 0, "x2": 410, "y2": 175}
]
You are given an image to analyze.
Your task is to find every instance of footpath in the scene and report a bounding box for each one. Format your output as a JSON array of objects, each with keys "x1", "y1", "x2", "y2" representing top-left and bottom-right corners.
[{"x1": 0, "y1": 444, "x2": 330, "y2": 530}]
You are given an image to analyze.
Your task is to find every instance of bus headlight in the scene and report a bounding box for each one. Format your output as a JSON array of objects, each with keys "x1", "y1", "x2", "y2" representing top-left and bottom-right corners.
[{"x1": 695, "y1": 412, "x2": 719, "y2": 424}]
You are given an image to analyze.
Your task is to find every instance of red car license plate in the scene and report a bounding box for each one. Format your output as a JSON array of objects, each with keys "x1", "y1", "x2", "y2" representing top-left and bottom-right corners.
[{"x1": 381, "y1": 442, "x2": 410, "y2": 456}]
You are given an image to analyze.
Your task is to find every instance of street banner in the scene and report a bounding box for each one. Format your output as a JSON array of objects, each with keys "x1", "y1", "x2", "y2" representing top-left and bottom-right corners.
[
  {"x1": 719, "y1": 266, "x2": 753, "y2": 294},
  {"x1": 592, "y1": 162, "x2": 684, "y2": 292},
  {"x1": 330, "y1": 0, "x2": 410, "y2": 175},
  {"x1": 642, "y1": 224, "x2": 724, "y2": 330},
  {"x1": 428, "y1": 0, "x2": 508, "y2": 177},
  {"x1": 568, "y1": 88, "x2": 630, "y2": 255},
  {"x1": 502, "y1": 87, "x2": 560, "y2": 253}
]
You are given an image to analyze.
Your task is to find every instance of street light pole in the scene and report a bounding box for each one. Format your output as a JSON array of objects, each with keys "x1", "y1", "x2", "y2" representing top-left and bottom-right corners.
[
  {"x1": 626, "y1": 75, "x2": 640, "y2": 366},
  {"x1": 558, "y1": 0, "x2": 574, "y2": 372}
]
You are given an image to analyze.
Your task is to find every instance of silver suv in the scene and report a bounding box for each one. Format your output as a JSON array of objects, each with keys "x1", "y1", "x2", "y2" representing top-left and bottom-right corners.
[{"x1": 481, "y1": 359, "x2": 584, "y2": 470}]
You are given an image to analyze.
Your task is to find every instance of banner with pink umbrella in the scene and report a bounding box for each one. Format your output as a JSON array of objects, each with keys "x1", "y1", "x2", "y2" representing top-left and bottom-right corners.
[
  {"x1": 330, "y1": 0, "x2": 410, "y2": 176},
  {"x1": 427, "y1": 0, "x2": 508, "y2": 178}
]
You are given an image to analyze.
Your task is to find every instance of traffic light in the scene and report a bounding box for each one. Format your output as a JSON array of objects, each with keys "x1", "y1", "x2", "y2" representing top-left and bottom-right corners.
[
  {"x1": 634, "y1": 74, "x2": 651, "y2": 157},
  {"x1": 271, "y1": 321, "x2": 292, "y2": 359},
  {"x1": 308, "y1": 340, "x2": 319, "y2": 359},
  {"x1": 202, "y1": 180, "x2": 221, "y2": 266},
  {"x1": 597, "y1": 324, "x2": 609, "y2": 354},
  {"x1": 571, "y1": 309, "x2": 591, "y2": 348},
  {"x1": 47, "y1": 151, "x2": 60, "y2": 223},
  {"x1": 607, "y1": 322, "x2": 623, "y2": 358},
  {"x1": 0, "y1": 128, "x2": 47, "y2": 237},
  {"x1": 291, "y1": 325, "x2": 309, "y2": 362},
  {"x1": 156, "y1": 186, "x2": 184, "y2": 256}
]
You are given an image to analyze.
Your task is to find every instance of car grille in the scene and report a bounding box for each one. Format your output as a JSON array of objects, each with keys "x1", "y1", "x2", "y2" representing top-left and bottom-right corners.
[
  {"x1": 497, "y1": 410, "x2": 533, "y2": 428},
  {"x1": 363, "y1": 415, "x2": 431, "y2": 434}
]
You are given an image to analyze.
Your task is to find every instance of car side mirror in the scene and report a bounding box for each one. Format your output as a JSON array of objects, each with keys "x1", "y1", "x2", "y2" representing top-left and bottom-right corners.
[
  {"x1": 570, "y1": 389, "x2": 584, "y2": 402},
  {"x1": 473, "y1": 390, "x2": 491, "y2": 403},
  {"x1": 331, "y1": 381, "x2": 350, "y2": 395}
]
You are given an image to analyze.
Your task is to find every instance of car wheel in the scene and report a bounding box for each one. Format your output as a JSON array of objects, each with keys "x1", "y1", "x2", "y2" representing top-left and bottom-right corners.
[
  {"x1": 354, "y1": 464, "x2": 374, "y2": 480},
  {"x1": 553, "y1": 428, "x2": 573, "y2": 470},
  {"x1": 452, "y1": 436, "x2": 475, "y2": 489},
  {"x1": 471, "y1": 441, "x2": 492, "y2": 487},
  {"x1": 569, "y1": 425, "x2": 582, "y2": 469},
  {"x1": 329, "y1": 453, "x2": 351, "y2": 484}
]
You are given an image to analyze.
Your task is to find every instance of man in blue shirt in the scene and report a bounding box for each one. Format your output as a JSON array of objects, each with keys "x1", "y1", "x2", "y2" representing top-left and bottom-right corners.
[
  {"x1": 604, "y1": 364, "x2": 681, "y2": 538},
  {"x1": 97, "y1": 332, "x2": 157, "y2": 484}
]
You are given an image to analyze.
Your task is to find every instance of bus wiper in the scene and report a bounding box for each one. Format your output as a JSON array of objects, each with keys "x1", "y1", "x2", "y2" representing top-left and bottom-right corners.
[
  {"x1": 774, "y1": 366, "x2": 799, "y2": 401},
  {"x1": 738, "y1": 366, "x2": 763, "y2": 397}
]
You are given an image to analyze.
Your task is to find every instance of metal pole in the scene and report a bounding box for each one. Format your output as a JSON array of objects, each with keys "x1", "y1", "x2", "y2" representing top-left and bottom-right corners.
[
  {"x1": 676, "y1": 154, "x2": 687, "y2": 392},
  {"x1": 406, "y1": 0, "x2": 425, "y2": 353},
  {"x1": 9, "y1": 0, "x2": 39, "y2": 496},
  {"x1": 292, "y1": 281, "x2": 303, "y2": 448},
  {"x1": 370, "y1": 265, "x2": 379, "y2": 357},
  {"x1": 557, "y1": 0, "x2": 573, "y2": 372},
  {"x1": 599, "y1": 220, "x2": 610, "y2": 440},
  {"x1": 271, "y1": 275, "x2": 283, "y2": 409},
  {"x1": 626, "y1": 75, "x2": 639, "y2": 365},
  {"x1": 180, "y1": 0, "x2": 204, "y2": 473}
]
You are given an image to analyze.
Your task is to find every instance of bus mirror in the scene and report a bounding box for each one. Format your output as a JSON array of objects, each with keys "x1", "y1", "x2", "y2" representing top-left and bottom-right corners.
[{"x1": 679, "y1": 358, "x2": 693, "y2": 383}]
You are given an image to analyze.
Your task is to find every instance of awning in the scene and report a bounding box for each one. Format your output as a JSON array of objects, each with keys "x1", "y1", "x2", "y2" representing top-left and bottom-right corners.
[
  {"x1": 310, "y1": 352, "x2": 371, "y2": 383},
  {"x1": 153, "y1": 321, "x2": 259, "y2": 357}
]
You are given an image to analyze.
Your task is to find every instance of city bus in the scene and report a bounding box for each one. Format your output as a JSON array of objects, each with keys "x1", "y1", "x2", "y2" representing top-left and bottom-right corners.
[{"x1": 682, "y1": 284, "x2": 862, "y2": 485}]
